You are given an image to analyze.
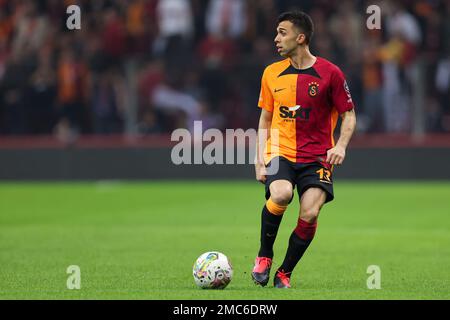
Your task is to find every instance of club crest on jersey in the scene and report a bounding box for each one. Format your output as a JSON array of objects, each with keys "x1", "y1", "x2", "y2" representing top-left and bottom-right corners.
[{"x1": 308, "y1": 82, "x2": 319, "y2": 97}]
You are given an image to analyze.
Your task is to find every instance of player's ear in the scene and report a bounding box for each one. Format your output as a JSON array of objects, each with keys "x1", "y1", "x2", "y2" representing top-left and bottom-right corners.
[{"x1": 296, "y1": 33, "x2": 306, "y2": 45}]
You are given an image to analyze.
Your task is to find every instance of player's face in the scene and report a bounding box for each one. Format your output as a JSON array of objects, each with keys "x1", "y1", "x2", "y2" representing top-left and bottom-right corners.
[{"x1": 274, "y1": 21, "x2": 303, "y2": 57}]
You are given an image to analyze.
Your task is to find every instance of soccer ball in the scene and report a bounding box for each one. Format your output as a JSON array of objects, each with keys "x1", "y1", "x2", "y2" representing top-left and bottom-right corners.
[{"x1": 192, "y1": 251, "x2": 233, "y2": 289}]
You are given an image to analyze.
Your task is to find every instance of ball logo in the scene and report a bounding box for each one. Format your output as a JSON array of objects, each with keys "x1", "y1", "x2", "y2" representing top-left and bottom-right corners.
[
  {"x1": 194, "y1": 252, "x2": 218, "y2": 278},
  {"x1": 308, "y1": 82, "x2": 319, "y2": 97}
]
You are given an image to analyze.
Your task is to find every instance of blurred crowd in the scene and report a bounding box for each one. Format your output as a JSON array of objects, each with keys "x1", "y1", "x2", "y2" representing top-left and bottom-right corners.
[{"x1": 0, "y1": 0, "x2": 449, "y2": 138}]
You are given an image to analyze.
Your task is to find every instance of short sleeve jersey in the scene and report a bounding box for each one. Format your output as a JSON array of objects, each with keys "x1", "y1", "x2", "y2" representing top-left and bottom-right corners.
[{"x1": 258, "y1": 57, "x2": 354, "y2": 166}]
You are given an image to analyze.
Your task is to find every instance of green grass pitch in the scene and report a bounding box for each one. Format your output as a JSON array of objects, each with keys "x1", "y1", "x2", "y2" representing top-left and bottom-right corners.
[{"x1": 0, "y1": 181, "x2": 449, "y2": 300}]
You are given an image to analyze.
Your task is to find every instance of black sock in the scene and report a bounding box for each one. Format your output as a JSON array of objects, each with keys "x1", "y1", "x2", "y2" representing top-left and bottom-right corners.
[
  {"x1": 258, "y1": 205, "x2": 283, "y2": 259},
  {"x1": 278, "y1": 231, "x2": 313, "y2": 274}
]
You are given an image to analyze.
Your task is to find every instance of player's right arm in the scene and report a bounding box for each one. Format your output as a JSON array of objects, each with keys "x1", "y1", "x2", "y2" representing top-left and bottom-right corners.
[
  {"x1": 255, "y1": 109, "x2": 273, "y2": 184},
  {"x1": 255, "y1": 66, "x2": 274, "y2": 184}
]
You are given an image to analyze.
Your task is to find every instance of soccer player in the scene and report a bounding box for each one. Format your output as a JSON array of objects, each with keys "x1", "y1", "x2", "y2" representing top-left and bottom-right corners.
[{"x1": 252, "y1": 11, "x2": 357, "y2": 288}]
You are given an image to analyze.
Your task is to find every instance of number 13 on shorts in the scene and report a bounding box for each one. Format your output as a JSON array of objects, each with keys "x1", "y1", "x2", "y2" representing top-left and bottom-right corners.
[{"x1": 316, "y1": 168, "x2": 332, "y2": 183}]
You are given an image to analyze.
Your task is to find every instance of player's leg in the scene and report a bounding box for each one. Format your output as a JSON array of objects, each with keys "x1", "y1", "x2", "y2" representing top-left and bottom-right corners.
[
  {"x1": 274, "y1": 162, "x2": 334, "y2": 288},
  {"x1": 252, "y1": 157, "x2": 295, "y2": 286},
  {"x1": 252, "y1": 179, "x2": 293, "y2": 286},
  {"x1": 274, "y1": 187, "x2": 326, "y2": 288},
  {"x1": 259, "y1": 179, "x2": 293, "y2": 257}
]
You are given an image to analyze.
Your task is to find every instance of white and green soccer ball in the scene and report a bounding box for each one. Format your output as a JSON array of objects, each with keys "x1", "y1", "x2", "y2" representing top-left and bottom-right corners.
[{"x1": 192, "y1": 251, "x2": 233, "y2": 289}]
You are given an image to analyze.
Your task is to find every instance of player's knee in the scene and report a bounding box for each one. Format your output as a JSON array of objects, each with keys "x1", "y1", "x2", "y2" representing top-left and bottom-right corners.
[
  {"x1": 270, "y1": 185, "x2": 293, "y2": 205},
  {"x1": 300, "y1": 206, "x2": 320, "y2": 223}
]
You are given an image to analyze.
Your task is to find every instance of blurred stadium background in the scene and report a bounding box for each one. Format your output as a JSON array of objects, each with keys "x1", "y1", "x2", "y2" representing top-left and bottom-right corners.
[
  {"x1": 0, "y1": 0, "x2": 449, "y2": 299},
  {"x1": 0, "y1": 0, "x2": 449, "y2": 179},
  {"x1": 0, "y1": 0, "x2": 449, "y2": 138}
]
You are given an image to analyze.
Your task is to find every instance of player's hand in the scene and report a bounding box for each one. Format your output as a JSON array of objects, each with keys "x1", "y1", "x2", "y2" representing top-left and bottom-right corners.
[
  {"x1": 326, "y1": 145, "x2": 346, "y2": 165},
  {"x1": 255, "y1": 162, "x2": 267, "y2": 184}
]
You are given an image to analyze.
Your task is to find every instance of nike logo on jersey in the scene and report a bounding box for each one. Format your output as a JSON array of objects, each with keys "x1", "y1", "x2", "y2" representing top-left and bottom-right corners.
[{"x1": 274, "y1": 88, "x2": 286, "y2": 93}]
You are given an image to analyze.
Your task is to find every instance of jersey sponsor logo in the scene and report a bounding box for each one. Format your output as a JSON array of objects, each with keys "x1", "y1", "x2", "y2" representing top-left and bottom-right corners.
[
  {"x1": 279, "y1": 105, "x2": 311, "y2": 120},
  {"x1": 274, "y1": 88, "x2": 286, "y2": 93},
  {"x1": 308, "y1": 82, "x2": 319, "y2": 97}
]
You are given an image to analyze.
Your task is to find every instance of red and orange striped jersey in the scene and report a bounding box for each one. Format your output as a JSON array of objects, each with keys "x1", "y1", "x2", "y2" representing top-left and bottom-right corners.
[{"x1": 258, "y1": 57, "x2": 355, "y2": 167}]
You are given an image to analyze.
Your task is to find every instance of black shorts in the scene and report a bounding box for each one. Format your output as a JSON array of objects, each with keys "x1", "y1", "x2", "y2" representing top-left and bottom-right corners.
[{"x1": 265, "y1": 156, "x2": 334, "y2": 204}]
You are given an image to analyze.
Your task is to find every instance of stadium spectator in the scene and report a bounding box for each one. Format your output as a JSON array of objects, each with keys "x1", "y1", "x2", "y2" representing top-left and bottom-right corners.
[
  {"x1": 205, "y1": 0, "x2": 247, "y2": 39},
  {"x1": 0, "y1": 0, "x2": 448, "y2": 136},
  {"x1": 91, "y1": 68, "x2": 126, "y2": 134},
  {"x1": 153, "y1": 0, "x2": 194, "y2": 67}
]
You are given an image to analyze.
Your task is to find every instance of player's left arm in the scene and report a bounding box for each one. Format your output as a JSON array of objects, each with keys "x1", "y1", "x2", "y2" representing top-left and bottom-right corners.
[{"x1": 326, "y1": 108, "x2": 356, "y2": 165}]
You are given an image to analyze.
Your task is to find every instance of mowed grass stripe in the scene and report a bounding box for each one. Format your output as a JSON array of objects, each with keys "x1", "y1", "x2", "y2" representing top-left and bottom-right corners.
[{"x1": 0, "y1": 181, "x2": 449, "y2": 299}]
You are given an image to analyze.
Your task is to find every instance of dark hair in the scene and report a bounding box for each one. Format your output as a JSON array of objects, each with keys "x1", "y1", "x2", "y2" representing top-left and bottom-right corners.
[{"x1": 277, "y1": 11, "x2": 314, "y2": 44}]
